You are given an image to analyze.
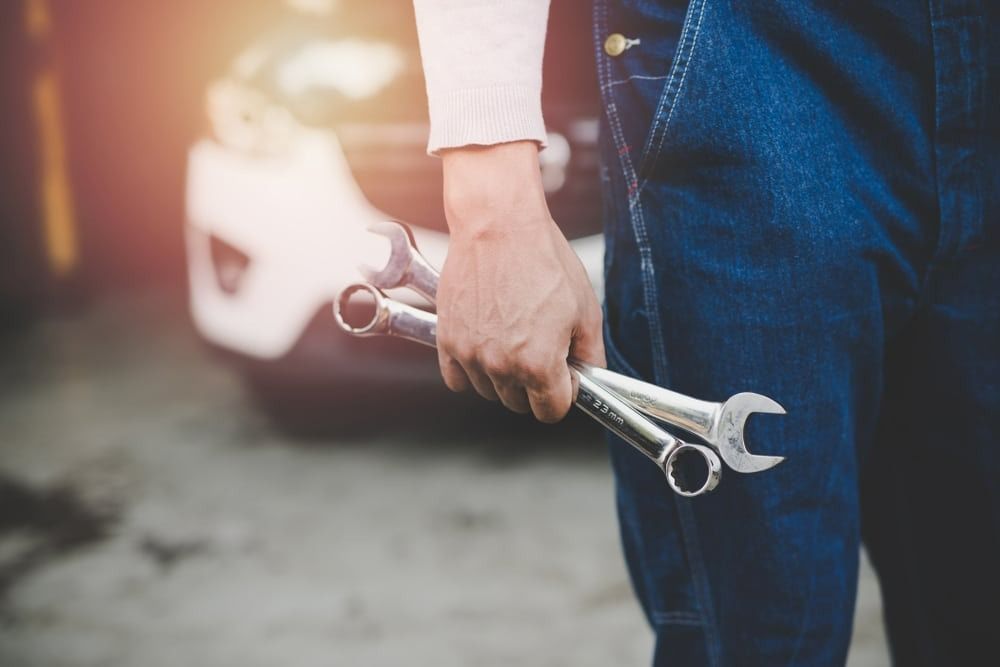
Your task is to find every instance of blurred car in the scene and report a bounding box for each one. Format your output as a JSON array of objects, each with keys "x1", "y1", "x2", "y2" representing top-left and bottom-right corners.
[{"x1": 184, "y1": 0, "x2": 603, "y2": 405}]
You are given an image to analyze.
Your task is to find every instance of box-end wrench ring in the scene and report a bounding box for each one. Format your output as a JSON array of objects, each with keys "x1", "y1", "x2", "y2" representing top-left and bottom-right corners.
[
  {"x1": 361, "y1": 220, "x2": 785, "y2": 475},
  {"x1": 334, "y1": 283, "x2": 722, "y2": 497}
]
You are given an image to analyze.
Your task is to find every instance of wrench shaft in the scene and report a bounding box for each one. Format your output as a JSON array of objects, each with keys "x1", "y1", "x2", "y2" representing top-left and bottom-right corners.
[
  {"x1": 573, "y1": 369, "x2": 676, "y2": 464},
  {"x1": 401, "y1": 256, "x2": 439, "y2": 303},
  {"x1": 575, "y1": 364, "x2": 718, "y2": 438},
  {"x1": 384, "y1": 299, "x2": 438, "y2": 346}
]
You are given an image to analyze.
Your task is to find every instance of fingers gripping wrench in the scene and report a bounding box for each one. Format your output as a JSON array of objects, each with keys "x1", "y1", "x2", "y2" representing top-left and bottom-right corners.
[
  {"x1": 335, "y1": 282, "x2": 721, "y2": 497},
  {"x1": 356, "y1": 220, "x2": 786, "y2": 475}
]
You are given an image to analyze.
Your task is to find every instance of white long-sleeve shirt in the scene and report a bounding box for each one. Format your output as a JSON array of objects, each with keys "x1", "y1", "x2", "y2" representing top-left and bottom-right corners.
[{"x1": 412, "y1": 0, "x2": 551, "y2": 154}]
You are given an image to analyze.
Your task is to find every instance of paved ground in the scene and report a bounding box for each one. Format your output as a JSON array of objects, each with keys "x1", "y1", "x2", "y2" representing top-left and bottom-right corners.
[{"x1": 0, "y1": 291, "x2": 889, "y2": 666}]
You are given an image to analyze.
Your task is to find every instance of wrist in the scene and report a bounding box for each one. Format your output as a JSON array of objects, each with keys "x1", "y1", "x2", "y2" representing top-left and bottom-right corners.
[{"x1": 441, "y1": 141, "x2": 550, "y2": 238}]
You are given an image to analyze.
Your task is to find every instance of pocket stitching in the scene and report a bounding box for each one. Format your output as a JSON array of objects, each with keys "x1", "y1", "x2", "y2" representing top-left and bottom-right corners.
[{"x1": 636, "y1": 0, "x2": 710, "y2": 196}]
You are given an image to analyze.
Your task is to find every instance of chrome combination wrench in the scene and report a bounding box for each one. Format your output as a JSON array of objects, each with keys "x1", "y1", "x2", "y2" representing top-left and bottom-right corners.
[
  {"x1": 356, "y1": 221, "x2": 786, "y2": 475},
  {"x1": 334, "y1": 281, "x2": 721, "y2": 497},
  {"x1": 333, "y1": 221, "x2": 788, "y2": 495}
]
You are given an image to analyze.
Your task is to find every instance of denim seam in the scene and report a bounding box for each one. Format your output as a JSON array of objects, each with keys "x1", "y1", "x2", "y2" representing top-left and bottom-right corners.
[
  {"x1": 595, "y1": 1, "x2": 668, "y2": 385},
  {"x1": 603, "y1": 74, "x2": 671, "y2": 89},
  {"x1": 633, "y1": 1, "x2": 723, "y2": 663},
  {"x1": 594, "y1": 3, "x2": 663, "y2": 631},
  {"x1": 636, "y1": 0, "x2": 708, "y2": 196},
  {"x1": 595, "y1": 2, "x2": 721, "y2": 665}
]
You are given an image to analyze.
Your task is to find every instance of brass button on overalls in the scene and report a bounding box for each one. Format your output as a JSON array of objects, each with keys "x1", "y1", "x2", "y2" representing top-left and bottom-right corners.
[{"x1": 604, "y1": 33, "x2": 639, "y2": 57}]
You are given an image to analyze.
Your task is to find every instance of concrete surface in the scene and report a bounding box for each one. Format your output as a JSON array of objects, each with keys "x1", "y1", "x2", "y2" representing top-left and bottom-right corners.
[{"x1": 0, "y1": 291, "x2": 889, "y2": 666}]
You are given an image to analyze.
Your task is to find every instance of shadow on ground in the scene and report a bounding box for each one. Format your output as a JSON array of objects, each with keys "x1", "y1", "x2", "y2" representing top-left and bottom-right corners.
[{"x1": 0, "y1": 477, "x2": 118, "y2": 603}]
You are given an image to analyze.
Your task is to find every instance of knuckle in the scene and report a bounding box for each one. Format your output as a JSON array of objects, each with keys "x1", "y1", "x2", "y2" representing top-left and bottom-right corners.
[
  {"x1": 480, "y1": 351, "x2": 510, "y2": 379},
  {"x1": 451, "y1": 342, "x2": 477, "y2": 366},
  {"x1": 513, "y1": 354, "x2": 552, "y2": 384},
  {"x1": 438, "y1": 332, "x2": 458, "y2": 357}
]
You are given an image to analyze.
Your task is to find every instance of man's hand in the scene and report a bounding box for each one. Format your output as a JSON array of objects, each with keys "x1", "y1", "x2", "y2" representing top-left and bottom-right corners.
[{"x1": 437, "y1": 141, "x2": 605, "y2": 423}]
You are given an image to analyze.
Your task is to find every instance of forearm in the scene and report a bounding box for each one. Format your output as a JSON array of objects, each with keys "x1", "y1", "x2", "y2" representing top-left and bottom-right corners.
[{"x1": 441, "y1": 142, "x2": 549, "y2": 238}]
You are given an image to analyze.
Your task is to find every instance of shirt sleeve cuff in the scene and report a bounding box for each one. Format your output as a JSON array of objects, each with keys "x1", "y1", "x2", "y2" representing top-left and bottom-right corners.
[{"x1": 426, "y1": 85, "x2": 548, "y2": 155}]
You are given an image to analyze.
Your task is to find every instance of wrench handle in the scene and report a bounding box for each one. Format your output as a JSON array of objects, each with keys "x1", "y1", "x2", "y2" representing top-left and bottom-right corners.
[
  {"x1": 573, "y1": 363, "x2": 718, "y2": 437},
  {"x1": 334, "y1": 283, "x2": 438, "y2": 347},
  {"x1": 384, "y1": 299, "x2": 438, "y2": 346},
  {"x1": 572, "y1": 368, "x2": 671, "y2": 463},
  {"x1": 402, "y1": 255, "x2": 440, "y2": 303}
]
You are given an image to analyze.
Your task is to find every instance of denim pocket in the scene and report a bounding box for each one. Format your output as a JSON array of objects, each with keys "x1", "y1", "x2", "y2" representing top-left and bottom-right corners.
[
  {"x1": 635, "y1": 0, "x2": 710, "y2": 186},
  {"x1": 602, "y1": 313, "x2": 645, "y2": 380},
  {"x1": 594, "y1": 0, "x2": 710, "y2": 188}
]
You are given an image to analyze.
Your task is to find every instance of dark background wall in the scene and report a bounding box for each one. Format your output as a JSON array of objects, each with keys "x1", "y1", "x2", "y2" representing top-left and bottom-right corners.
[
  {"x1": 56, "y1": 0, "x2": 284, "y2": 289},
  {"x1": 1, "y1": 0, "x2": 283, "y2": 315}
]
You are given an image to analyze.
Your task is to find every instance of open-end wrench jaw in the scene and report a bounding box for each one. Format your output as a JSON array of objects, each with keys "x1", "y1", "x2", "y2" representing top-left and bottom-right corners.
[
  {"x1": 358, "y1": 221, "x2": 417, "y2": 285},
  {"x1": 359, "y1": 221, "x2": 438, "y2": 302},
  {"x1": 714, "y1": 393, "x2": 786, "y2": 474}
]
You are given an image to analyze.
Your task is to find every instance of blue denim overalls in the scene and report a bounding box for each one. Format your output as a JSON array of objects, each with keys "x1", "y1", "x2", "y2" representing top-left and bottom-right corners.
[{"x1": 593, "y1": 1, "x2": 999, "y2": 664}]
